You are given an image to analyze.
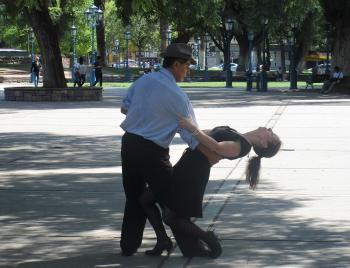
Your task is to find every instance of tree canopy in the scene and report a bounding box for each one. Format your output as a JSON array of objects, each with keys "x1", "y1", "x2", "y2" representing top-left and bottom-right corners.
[{"x1": 0, "y1": 0, "x2": 348, "y2": 88}]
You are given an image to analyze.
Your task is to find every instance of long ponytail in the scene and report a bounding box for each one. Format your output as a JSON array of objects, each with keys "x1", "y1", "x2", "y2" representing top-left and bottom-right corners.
[
  {"x1": 246, "y1": 155, "x2": 262, "y2": 189},
  {"x1": 245, "y1": 137, "x2": 281, "y2": 189}
]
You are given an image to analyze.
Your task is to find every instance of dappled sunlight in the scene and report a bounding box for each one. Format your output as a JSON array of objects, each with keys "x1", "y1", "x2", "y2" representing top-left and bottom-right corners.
[{"x1": 1, "y1": 88, "x2": 350, "y2": 266}]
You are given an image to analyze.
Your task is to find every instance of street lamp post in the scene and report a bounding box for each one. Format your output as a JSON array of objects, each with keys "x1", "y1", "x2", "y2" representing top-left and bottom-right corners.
[
  {"x1": 84, "y1": 4, "x2": 103, "y2": 86},
  {"x1": 290, "y1": 23, "x2": 298, "y2": 90},
  {"x1": 225, "y1": 18, "x2": 233, "y2": 88},
  {"x1": 29, "y1": 28, "x2": 35, "y2": 86},
  {"x1": 196, "y1": 36, "x2": 201, "y2": 70},
  {"x1": 325, "y1": 23, "x2": 331, "y2": 76},
  {"x1": 124, "y1": 30, "x2": 131, "y2": 82},
  {"x1": 166, "y1": 28, "x2": 172, "y2": 46},
  {"x1": 204, "y1": 33, "x2": 209, "y2": 82},
  {"x1": 115, "y1": 39, "x2": 120, "y2": 70},
  {"x1": 71, "y1": 24, "x2": 77, "y2": 82},
  {"x1": 246, "y1": 31, "x2": 254, "y2": 91},
  {"x1": 260, "y1": 17, "x2": 268, "y2": 91}
]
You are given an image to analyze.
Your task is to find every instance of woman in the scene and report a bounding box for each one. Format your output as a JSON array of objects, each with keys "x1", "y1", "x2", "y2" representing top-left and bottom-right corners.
[{"x1": 140, "y1": 116, "x2": 281, "y2": 258}]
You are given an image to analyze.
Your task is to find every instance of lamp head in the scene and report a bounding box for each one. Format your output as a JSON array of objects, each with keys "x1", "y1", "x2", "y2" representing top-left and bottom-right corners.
[
  {"x1": 205, "y1": 32, "x2": 209, "y2": 42},
  {"x1": 89, "y1": 4, "x2": 98, "y2": 14},
  {"x1": 124, "y1": 31, "x2": 131, "y2": 40},
  {"x1": 71, "y1": 25, "x2": 77, "y2": 37},
  {"x1": 248, "y1": 31, "x2": 254, "y2": 41},
  {"x1": 225, "y1": 18, "x2": 233, "y2": 31},
  {"x1": 96, "y1": 8, "x2": 103, "y2": 22}
]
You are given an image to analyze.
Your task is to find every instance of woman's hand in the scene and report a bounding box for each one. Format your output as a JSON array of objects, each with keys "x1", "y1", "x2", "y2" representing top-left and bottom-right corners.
[{"x1": 178, "y1": 114, "x2": 197, "y2": 133}]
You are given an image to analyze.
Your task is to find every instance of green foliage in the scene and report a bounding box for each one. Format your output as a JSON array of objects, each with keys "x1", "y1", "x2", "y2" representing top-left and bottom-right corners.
[{"x1": 48, "y1": 6, "x2": 63, "y2": 24}]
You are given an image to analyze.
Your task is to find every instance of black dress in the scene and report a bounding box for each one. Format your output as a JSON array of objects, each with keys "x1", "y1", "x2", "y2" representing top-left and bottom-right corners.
[{"x1": 163, "y1": 126, "x2": 252, "y2": 218}]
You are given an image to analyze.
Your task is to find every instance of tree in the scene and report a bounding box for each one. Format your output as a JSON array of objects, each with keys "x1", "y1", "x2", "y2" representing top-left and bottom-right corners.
[
  {"x1": 129, "y1": 14, "x2": 160, "y2": 67},
  {"x1": 0, "y1": 0, "x2": 80, "y2": 88},
  {"x1": 319, "y1": 0, "x2": 350, "y2": 76},
  {"x1": 94, "y1": 0, "x2": 106, "y2": 65},
  {"x1": 115, "y1": 0, "x2": 170, "y2": 51}
]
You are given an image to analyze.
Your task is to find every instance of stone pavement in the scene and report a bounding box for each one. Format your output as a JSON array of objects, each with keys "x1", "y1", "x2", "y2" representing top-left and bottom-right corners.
[{"x1": 1, "y1": 84, "x2": 350, "y2": 268}]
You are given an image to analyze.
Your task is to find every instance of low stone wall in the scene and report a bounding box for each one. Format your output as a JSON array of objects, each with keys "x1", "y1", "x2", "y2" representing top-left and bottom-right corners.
[{"x1": 4, "y1": 87, "x2": 102, "y2": 101}]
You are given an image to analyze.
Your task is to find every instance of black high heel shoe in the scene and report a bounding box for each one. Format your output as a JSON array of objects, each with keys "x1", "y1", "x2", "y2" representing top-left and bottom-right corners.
[
  {"x1": 205, "y1": 231, "x2": 222, "y2": 258},
  {"x1": 145, "y1": 238, "x2": 173, "y2": 256}
]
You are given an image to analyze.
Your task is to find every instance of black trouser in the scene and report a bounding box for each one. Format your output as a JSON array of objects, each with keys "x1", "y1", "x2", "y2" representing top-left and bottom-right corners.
[
  {"x1": 93, "y1": 72, "x2": 102, "y2": 86},
  {"x1": 120, "y1": 132, "x2": 172, "y2": 255},
  {"x1": 79, "y1": 74, "x2": 86, "y2": 87}
]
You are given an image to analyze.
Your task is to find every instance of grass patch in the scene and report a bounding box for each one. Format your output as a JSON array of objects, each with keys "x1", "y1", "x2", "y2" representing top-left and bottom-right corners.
[{"x1": 68, "y1": 81, "x2": 323, "y2": 89}]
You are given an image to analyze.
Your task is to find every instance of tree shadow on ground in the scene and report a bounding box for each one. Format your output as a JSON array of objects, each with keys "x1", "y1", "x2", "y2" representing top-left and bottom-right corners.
[
  {"x1": 185, "y1": 179, "x2": 350, "y2": 268},
  {"x1": 1, "y1": 93, "x2": 350, "y2": 267}
]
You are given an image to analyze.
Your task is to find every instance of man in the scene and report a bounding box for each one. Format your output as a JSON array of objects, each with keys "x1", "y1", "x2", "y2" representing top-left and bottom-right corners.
[
  {"x1": 119, "y1": 43, "x2": 199, "y2": 256},
  {"x1": 30, "y1": 56, "x2": 41, "y2": 87},
  {"x1": 73, "y1": 59, "x2": 81, "y2": 87},
  {"x1": 93, "y1": 55, "x2": 103, "y2": 87},
  {"x1": 320, "y1": 66, "x2": 343, "y2": 94}
]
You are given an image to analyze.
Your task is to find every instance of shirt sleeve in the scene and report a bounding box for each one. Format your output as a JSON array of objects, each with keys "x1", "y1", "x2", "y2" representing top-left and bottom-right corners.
[
  {"x1": 176, "y1": 99, "x2": 199, "y2": 149},
  {"x1": 121, "y1": 84, "x2": 136, "y2": 110}
]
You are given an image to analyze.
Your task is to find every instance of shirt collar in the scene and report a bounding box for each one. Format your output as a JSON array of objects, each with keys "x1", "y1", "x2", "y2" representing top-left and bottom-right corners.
[{"x1": 159, "y1": 68, "x2": 176, "y2": 84}]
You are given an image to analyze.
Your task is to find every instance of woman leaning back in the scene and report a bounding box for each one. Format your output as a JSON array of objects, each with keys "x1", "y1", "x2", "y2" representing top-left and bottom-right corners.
[{"x1": 140, "y1": 115, "x2": 282, "y2": 258}]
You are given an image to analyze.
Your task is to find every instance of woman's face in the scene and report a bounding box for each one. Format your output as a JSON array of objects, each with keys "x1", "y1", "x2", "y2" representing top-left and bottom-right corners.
[{"x1": 257, "y1": 127, "x2": 280, "y2": 148}]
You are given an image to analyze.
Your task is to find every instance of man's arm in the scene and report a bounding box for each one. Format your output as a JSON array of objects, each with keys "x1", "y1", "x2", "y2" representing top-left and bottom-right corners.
[
  {"x1": 120, "y1": 84, "x2": 136, "y2": 115},
  {"x1": 179, "y1": 115, "x2": 241, "y2": 158}
]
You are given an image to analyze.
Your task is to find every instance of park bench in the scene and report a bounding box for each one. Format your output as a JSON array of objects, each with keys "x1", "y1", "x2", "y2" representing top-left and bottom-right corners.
[{"x1": 305, "y1": 74, "x2": 328, "y2": 89}]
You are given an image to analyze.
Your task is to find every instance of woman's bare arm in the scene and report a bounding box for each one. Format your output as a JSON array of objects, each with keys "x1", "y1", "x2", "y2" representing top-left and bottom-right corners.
[{"x1": 178, "y1": 115, "x2": 241, "y2": 158}]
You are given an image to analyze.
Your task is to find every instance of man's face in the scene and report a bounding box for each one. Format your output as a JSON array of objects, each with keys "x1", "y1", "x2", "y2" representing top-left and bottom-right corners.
[{"x1": 172, "y1": 60, "x2": 191, "y2": 82}]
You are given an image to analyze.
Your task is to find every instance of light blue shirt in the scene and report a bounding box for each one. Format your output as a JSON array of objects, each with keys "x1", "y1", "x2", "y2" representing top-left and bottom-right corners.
[{"x1": 120, "y1": 68, "x2": 199, "y2": 149}]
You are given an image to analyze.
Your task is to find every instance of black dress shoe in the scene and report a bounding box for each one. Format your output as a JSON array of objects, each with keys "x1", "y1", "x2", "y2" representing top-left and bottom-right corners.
[
  {"x1": 121, "y1": 249, "x2": 136, "y2": 256},
  {"x1": 205, "y1": 231, "x2": 222, "y2": 258},
  {"x1": 145, "y1": 238, "x2": 173, "y2": 256},
  {"x1": 193, "y1": 240, "x2": 212, "y2": 258}
]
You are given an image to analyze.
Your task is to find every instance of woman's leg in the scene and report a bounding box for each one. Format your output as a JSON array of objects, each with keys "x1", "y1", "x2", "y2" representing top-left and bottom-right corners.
[
  {"x1": 163, "y1": 207, "x2": 221, "y2": 258},
  {"x1": 139, "y1": 189, "x2": 172, "y2": 255}
]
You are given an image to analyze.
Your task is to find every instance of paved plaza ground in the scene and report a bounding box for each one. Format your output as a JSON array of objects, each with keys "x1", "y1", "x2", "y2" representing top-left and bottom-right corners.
[{"x1": 1, "y1": 84, "x2": 350, "y2": 267}]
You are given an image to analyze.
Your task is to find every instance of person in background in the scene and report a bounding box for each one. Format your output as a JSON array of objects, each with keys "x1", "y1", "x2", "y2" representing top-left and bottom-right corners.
[
  {"x1": 73, "y1": 59, "x2": 81, "y2": 87},
  {"x1": 320, "y1": 66, "x2": 343, "y2": 94},
  {"x1": 30, "y1": 56, "x2": 41, "y2": 87},
  {"x1": 78, "y1": 57, "x2": 87, "y2": 87},
  {"x1": 93, "y1": 55, "x2": 103, "y2": 87},
  {"x1": 276, "y1": 67, "x2": 283, "y2": 81}
]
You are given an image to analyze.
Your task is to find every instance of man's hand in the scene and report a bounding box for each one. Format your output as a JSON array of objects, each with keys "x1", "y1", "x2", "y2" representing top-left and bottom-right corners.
[
  {"x1": 121, "y1": 107, "x2": 128, "y2": 115},
  {"x1": 178, "y1": 114, "x2": 196, "y2": 132}
]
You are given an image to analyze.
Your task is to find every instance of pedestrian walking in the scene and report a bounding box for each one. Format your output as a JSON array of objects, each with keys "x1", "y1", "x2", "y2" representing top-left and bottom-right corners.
[
  {"x1": 93, "y1": 55, "x2": 103, "y2": 87},
  {"x1": 30, "y1": 56, "x2": 41, "y2": 87}
]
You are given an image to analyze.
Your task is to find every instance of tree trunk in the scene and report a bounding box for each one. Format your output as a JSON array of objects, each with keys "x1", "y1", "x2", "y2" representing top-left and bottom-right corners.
[
  {"x1": 320, "y1": 0, "x2": 350, "y2": 76},
  {"x1": 256, "y1": 45, "x2": 262, "y2": 66},
  {"x1": 295, "y1": 12, "x2": 315, "y2": 72},
  {"x1": 95, "y1": 0, "x2": 106, "y2": 66},
  {"x1": 160, "y1": 18, "x2": 167, "y2": 52},
  {"x1": 332, "y1": 21, "x2": 350, "y2": 76},
  {"x1": 27, "y1": 7, "x2": 66, "y2": 88},
  {"x1": 236, "y1": 35, "x2": 248, "y2": 72}
]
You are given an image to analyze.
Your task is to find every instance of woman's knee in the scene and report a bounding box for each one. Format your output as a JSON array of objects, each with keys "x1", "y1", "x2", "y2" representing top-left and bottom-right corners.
[
  {"x1": 162, "y1": 207, "x2": 176, "y2": 226},
  {"x1": 139, "y1": 189, "x2": 155, "y2": 208}
]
